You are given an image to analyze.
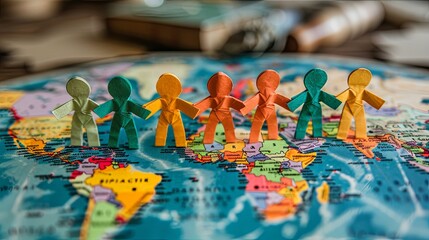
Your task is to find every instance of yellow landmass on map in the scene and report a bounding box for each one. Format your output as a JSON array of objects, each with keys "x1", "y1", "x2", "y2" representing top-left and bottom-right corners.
[
  {"x1": 85, "y1": 165, "x2": 162, "y2": 221},
  {"x1": 344, "y1": 131, "x2": 393, "y2": 158},
  {"x1": 285, "y1": 148, "x2": 317, "y2": 168},
  {"x1": 221, "y1": 141, "x2": 245, "y2": 162},
  {"x1": 9, "y1": 115, "x2": 71, "y2": 152},
  {"x1": 316, "y1": 181, "x2": 330, "y2": 204},
  {"x1": 263, "y1": 197, "x2": 296, "y2": 221},
  {"x1": 279, "y1": 180, "x2": 308, "y2": 205},
  {"x1": 0, "y1": 91, "x2": 24, "y2": 108},
  {"x1": 264, "y1": 180, "x2": 308, "y2": 221}
]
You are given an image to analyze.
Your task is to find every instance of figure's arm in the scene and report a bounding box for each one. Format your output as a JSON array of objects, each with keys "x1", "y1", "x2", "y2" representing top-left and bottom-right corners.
[
  {"x1": 87, "y1": 99, "x2": 99, "y2": 111},
  {"x1": 52, "y1": 100, "x2": 74, "y2": 119},
  {"x1": 336, "y1": 89, "x2": 350, "y2": 102},
  {"x1": 274, "y1": 93, "x2": 291, "y2": 110},
  {"x1": 240, "y1": 94, "x2": 260, "y2": 115},
  {"x1": 320, "y1": 91, "x2": 342, "y2": 110},
  {"x1": 176, "y1": 98, "x2": 199, "y2": 119},
  {"x1": 363, "y1": 90, "x2": 385, "y2": 110},
  {"x1": 287, "y1": 91, "x2": 307, "y2": 112},
  {"x1": 93, "y1": 100, "x2": 114, "y2": 118},
  {"x1": 142, "y1": 99, "x2": 162, "y2": 119},
  {"x1": 228, "y1": 97, "x2": 246, "y2": 112},
  {"x1": 193, "y1": 97, "x2": 212, "y2": 118},
  {"x1": 128, "y1": 100, "x2": 151, "y2": 119}
]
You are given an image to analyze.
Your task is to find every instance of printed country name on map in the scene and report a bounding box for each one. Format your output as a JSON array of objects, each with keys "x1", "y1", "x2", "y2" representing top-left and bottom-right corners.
[
  {"x1": 0, "y1": 184, "x2": 36, "y2": 192},
  {"x1": 97, "y1": 177, "x2": 150, "y2": 184},
  {"x1": 7, "y1": 225, "x2": 56, "y2": 237},
  {"x1": 391, "y1": 130, "x2": 424, "y2": 135},
  {"x1": 169, "y1": 186, "x2": 242, "y2": 193},
  {"x1": 172, "y1": 195, "x2": 233, "y2": 203},
  {"x1": 385, "y1": 122, "x2": 415, "y2": 128}
]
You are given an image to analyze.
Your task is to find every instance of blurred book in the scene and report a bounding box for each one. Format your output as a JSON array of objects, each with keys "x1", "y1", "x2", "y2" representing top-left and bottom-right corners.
[
  {"x1": 373, "y1": 24, "x2": 429, "y2": 67},
  {"x1": 105, "y1": 1, "x2": 270, "y2": 52}
]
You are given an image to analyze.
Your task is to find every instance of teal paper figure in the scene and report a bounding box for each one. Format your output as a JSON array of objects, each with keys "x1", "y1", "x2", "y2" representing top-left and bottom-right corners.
[
  {"x1": 288, "y1": 68, "x2": 342, "y2": 139},
  {"x1": 94, "y1": 76, "x2": 150, "y2": 149}
]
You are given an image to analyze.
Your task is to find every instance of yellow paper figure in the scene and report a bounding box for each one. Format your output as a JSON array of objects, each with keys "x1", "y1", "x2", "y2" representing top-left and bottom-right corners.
[
  {"x1": 336, "y1": 68, "x2": 385, "y2": 139},
  {"x1": 143, "y1": 73, "x2": 199, "y2": 147},
  {"x1": 52, "y1": 76, "x2": 100, "y2": 146}
]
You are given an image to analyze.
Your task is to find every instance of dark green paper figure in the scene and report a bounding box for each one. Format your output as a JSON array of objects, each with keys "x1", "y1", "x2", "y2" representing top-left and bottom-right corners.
[
  {"x1": 94, "y1": 76, "x2": 150, "y2": 149},
  {"x1": 288, "y1": 69, "x2": 342, "y2": 139}
]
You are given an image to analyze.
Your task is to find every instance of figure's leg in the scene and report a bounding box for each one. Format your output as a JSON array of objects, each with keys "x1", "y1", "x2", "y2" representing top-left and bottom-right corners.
[
  {"x1": 354, "y1": 107, "x2": 367, "y2": 139},
  {"x1": 312, "y1": 107, "x2": 323, "y2": 138},
  {"x1": 221, "y1": 115, "x2": 236, "y2": 143},
  {"x1": 108, "y1": 117, "x2": 122, "y2": 148},
  {"x1": 124, "y1": 119, "x2": 139, "y2": 149},
  {"x1": 203, "y1": 112, "x2": 219, "y2": 144},
  {"x1": 248, "y1": 110, "x2": 265, "y2": 143},
  {"x1": 171, "y1": 115, "x2": 187, "y2": 147},
  {"x1": 295, "y1": 106, "x2": 311, "y2": 140},
  {"x1": 155, "y1": 116, "x2": 169, "y2": 147},
  {"x1": 85, "y1": 119, "x2": 100, "y2": 147},
  {"x1": 266, "y1": 112, "x2": 279, "y2": 140},
  {"x1": 70, "y1": 115, "x2": 83, "y2": 146},
  {"x1": 337, "y1": 106, "x2": 353, "y2": 139}
]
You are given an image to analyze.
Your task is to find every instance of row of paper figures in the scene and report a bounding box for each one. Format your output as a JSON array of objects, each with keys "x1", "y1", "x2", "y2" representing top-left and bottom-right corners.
[{"x1": 52, "y1": 68, "x2": 385, "y2": 149}]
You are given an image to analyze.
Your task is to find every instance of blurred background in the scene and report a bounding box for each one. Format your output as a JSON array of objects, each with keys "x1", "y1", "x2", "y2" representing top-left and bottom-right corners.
[{"x1": 1, "y1": 0, "x2": 428, "y2": 81}]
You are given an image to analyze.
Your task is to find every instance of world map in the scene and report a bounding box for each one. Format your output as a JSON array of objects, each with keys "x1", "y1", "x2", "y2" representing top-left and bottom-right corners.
[{"x1": 0, "y1": 54, "x2": 428, "y2": 239}]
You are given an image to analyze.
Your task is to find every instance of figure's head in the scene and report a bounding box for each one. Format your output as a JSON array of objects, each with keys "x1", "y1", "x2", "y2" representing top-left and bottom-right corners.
[
  {"x1": 303, "y1": 68, "x2": 327, "y2": 92},
  {"x1": 66, "y1": 76, "x2": 91, "y2": 99},
  {"x1": 108, "y1": 76, "x2": 132, "y2": 101},
  {"x1": 207, "y1": 72, "x2": 233, "y2": 97},
  {"x1": 256, "y1": 70, "x2": 280, "y2": 95},
  {"x1": 348, "y1": 68, "x2": 372, "y2": 92},
  {"x1": 156, "y1": 73, "x2": 182, "y2": 99}
]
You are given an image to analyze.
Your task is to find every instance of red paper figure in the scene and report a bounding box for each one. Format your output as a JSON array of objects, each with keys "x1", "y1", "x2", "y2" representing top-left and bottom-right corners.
[
  {"x1": 194, "y1": 72, "x2": 245, "y2": 144},
  {"x1": 241, "y1": 70, "x2": 290, "y2": 143}
]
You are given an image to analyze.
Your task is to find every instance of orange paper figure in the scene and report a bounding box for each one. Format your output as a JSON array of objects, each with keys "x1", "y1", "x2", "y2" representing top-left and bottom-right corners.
[
  {"x1": 143, "y1": 73, "x2": 199, "y2": 147},
  {"x1": 336, "y1": 68, "x2": 385, "y2": 139},
  {"x1": 241, "y1": 70, "x2": 290, "y2": 143},
  {"x1": 194, "y1": 72, "x2": 245, "y2": 144}
]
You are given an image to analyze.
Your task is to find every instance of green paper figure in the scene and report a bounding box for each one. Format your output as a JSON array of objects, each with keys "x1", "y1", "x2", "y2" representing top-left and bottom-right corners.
[
  {"x1": 288, "y1": 68, "x2": 342, "y2": 139},
  {"x1": 52, "y1": 76, "x2": 100, "y2": 146},
  {"x1": 94, "y1": 76, "x2": 150, "y2": 149}
]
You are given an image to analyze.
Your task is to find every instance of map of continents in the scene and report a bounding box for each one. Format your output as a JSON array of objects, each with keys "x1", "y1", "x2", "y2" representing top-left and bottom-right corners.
[{"x1": 0, "y1": 54, "x2": 428, "y2": 239}]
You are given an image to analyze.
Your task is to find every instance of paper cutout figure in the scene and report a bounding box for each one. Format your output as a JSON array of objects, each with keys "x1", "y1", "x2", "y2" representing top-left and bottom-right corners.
[
  {"x1": 194, "y1": 72, "x2": 245, "y2": 144},
  {"x1": 336, "y1": 68, "x2": 385, "y2": 139},
  {"x1": 241, "y1": 70, "x2": 290, "y2": 143},
  {"x1": 52, "y1": 76, "x2": 100, "y2": 146},
  {"x1": 143, "y1": 73, "x2": 199, "y2": 147},
  {"x1": 288, "y1": 68, "x2": 342, "y2": 139},
  {"x1": 94, "y1": 76, "x2": 150, "y2": 149}
]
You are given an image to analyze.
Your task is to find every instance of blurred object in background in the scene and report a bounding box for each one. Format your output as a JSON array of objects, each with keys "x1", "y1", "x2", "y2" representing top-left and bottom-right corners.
[
  {"x1": 0, "y1": 0, "x2": 60, "y2": 21},
  {"x1": 382, "y1": 1, "x2": 429, "y2": 26},
  {"x1": 106, "y1": 1, "x2": 273, "y2": 52},
  {"x1": 373, "y1": 24, "x2": 429, "y2": 67},
  {"x1": 1, "y1": 0, "x2": 429, "y2": 82},
  {"x1": 0, "y1": 0, "x2": 144, "y2": 80},
  {"x1": 287, "y1": 1, "x2": 384, "y2": 53},
  {"x1": 220, "y1": 8, "x2": 301, "y2": 55},
  {"x1": 372, "y1": 1, "x2": 429, "y2": 67}
]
